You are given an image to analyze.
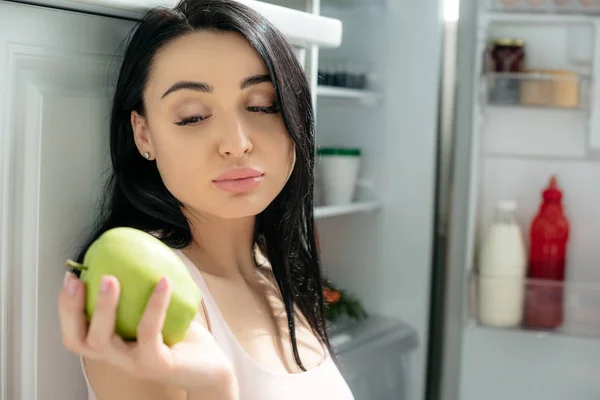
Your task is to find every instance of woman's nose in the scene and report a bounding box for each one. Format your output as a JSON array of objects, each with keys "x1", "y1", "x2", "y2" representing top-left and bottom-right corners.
[{"x1": 218, "y1": 117, "x2": 253, "y2": 158}]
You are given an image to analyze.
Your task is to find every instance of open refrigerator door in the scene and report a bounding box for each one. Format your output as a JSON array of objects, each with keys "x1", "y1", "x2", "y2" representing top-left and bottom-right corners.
[{"x1": 438, "y1": 1, "x2": 600, "y2": 399}]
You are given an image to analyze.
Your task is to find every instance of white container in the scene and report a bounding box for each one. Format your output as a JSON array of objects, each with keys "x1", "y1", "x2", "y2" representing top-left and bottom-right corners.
[
  {"x1": 478, "y1": 200, "x2": 527, "y2": 328},
  {"x1": 318, "y1": 147, "x2": 361, "y2": 206}
]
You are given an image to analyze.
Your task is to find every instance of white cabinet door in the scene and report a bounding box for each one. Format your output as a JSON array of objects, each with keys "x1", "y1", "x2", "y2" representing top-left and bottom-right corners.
[{"x1": 0, "y1": 3, "x2": 135, "y2": 399}]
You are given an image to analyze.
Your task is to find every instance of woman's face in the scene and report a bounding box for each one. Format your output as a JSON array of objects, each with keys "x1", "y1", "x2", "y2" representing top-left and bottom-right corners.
[{"x1": 131, "y1": 31, "x2": 295, "y2": 219}]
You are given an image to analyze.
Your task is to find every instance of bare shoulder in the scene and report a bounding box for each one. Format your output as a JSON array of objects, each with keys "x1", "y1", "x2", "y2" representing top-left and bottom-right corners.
[{"x1": 83, "y1": 357, "x2": 187, "y2": 400}]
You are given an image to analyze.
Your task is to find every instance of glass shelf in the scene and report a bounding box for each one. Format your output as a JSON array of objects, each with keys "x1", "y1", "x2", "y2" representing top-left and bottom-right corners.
[
  {"x1": 321, "y1": 0, "x2": 388, "y2": 8},
  {"x1": 482, "y1": 71, "x2": 590, "y2": 110},
  {"x1": 317, "y1": 85, "x2": 381, "y2": 105},
  {"x1": 468, "y1": 272, "x2": 600, "y2": 340},
  {"x1": 488, "y1": 0, "x2": 600, "y2": 15},
  {"x1": 314, "y1": 200, "x2": 381, "y2": 219}
]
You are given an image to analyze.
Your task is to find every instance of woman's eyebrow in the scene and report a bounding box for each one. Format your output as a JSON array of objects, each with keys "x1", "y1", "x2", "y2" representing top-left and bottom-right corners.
[
  {"x1": 240, "y1": 74, "x2": 272, "y2": 89},
  {"x1": 160, "y1": 74, "x2": 272, "y2": 99},
  {"x1": 161, "y1": 81, "x2": 212, "y2": 99}
]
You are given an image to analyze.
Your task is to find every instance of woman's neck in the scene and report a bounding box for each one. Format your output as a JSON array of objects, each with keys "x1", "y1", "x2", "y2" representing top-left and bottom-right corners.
[{"x1": 183, "y1": 208, "x2": 258, "y2": 280}]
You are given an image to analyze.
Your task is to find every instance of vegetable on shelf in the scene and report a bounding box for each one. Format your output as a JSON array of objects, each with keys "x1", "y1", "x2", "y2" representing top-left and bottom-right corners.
[
  {"x1": 323, "y1": 287, "x2": 342, "y2": 304},
  {"x1": 316, "y1": 227, "x2": 368, "y2": 322},
  {"x1": 322, "y1": 278, "x2": 368, "y2": 322}
]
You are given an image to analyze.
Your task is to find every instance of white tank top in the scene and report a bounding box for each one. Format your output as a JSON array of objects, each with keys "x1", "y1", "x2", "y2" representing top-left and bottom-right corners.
[{"x1": 80, "y1": 249, "x2": 355, "y2": 400}]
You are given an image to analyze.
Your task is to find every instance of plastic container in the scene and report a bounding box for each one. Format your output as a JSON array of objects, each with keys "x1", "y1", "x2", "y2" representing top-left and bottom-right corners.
[
  {"x1": 318, "y1": 147, "x2": 361, "y2": 206},
  {"x1": 478, "y1": 200, "x2": 527, "y2": 328},
  {"x1": 331, "y1": 314, "x2": 418, "y2": 400},
  {"x1": 520, "y1": 69, "x2": 580, "y2": 108}
]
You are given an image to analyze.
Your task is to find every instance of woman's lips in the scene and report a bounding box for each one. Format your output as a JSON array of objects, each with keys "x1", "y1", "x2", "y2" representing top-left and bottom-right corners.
[{"x1": 213, "y1": 167, "x2": 264, "y2": 193}]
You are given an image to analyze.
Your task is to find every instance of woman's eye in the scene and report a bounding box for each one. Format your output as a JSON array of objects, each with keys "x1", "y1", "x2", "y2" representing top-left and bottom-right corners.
[
  {"x1": 247, "y1": 104, "x2": 280, "y2": 114},
  {"x1": 174, "y1": 115, "x2": 209, "y2": 126}
]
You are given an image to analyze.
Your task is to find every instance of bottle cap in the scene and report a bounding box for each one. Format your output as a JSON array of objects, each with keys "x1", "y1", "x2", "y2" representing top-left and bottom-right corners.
[{"x1": 543, "y1": 175, "x2": 563, "y2": 202}]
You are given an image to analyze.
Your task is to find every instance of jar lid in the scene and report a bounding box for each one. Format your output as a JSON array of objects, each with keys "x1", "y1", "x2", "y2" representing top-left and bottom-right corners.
[
  {"x1": 494, "y1": 38, "x2": 514, "y2": 46},
  {"x1": 317, "y1": 147, "x2": 361, "y2": 156},
  {"x1": 493, "y1": 38, "x2": 524, "y2": 46}
]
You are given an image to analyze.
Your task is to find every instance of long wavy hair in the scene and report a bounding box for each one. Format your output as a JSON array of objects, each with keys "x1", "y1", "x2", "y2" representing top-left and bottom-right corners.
[{"x1": 73, "y1": 0, "x2": 329, "y2": 370}]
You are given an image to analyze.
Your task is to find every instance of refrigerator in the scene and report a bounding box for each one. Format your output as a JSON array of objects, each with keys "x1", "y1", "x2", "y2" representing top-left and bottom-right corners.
[
  {"x1": 2, "y1": 0, "x2": 600, "y2": 399},
  {"x1": 302, "y1": 0, "x2": 600, "y2": 399},
  {"x1": 435, "y1": 1, "x2": 600, "y2": 400}
]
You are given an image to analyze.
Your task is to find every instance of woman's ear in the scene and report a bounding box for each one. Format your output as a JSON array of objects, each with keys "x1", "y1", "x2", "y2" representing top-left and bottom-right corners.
[{"x1": 131, "y1": 110, "x2": 155, "y2": 160}]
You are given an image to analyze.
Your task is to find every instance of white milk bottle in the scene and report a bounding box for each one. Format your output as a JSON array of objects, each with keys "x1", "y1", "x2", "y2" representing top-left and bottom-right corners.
[{"x1": 478, "y1": 200, "x2": 527, "y2": 328}]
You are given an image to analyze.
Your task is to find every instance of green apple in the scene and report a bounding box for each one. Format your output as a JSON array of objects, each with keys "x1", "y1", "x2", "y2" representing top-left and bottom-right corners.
[{"x1": 66, "y1": 227, "x2": 201, "y2": 346}]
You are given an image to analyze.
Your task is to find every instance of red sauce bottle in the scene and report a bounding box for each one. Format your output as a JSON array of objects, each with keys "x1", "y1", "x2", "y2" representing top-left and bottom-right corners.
[{"x1": 524, "y1": 175, "x2": 570, "y2": 330}]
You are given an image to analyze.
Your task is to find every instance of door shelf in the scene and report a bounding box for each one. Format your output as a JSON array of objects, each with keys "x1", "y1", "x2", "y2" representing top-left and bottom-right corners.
[
  {"x1": 321, "y1": 0, "x2": 388, "y2": 8},
  {"x1": 487, "y1": 0, "x2": 600, "y2": 16},
  {"x1": 317, "y1": 85, "x2": 381, "y2": 105},
  {"x1": 468, "y1": 272, "x2": 600, "y2": 340},
  {"x1": 485, "y1": 11, "x2": 598, "y2": 23},
  {"x1": 314, "y1": 201, "x2": 381, "y2": 219},
  {"x1": 482, "y1": 72, "x2": 590, "y2": 111}
]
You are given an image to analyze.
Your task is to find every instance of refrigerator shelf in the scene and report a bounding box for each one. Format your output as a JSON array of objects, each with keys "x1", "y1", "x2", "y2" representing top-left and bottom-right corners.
[
  {"x1": 482, "y1": 72, "x2": 590, "y2": 110},
  {"x1": 314, "y1": 200, "x2": 381, "y2": 219},
  {"x1": 488, "y1": 0, "x2": 600, "y2": 16},
  {"x1": 485, "y1": 11, "x2": 598, "y2": 23},
  {"x1": 321, "y1": 0, "x2": 388, "y2": 8},
  {"x1": 468, "y1": 272, "x2": 600, "y2": 340},
  {"x1": 317, "y1": 85, "x2": 381, "y2": 105}
]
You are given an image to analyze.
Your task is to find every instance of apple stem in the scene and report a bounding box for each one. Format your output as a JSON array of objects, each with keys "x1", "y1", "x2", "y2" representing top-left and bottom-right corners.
[{"x1": 65, "y1": 259, "x2": 87, "y2": 271}]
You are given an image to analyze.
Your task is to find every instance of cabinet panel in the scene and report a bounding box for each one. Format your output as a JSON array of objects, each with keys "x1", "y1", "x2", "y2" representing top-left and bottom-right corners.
[{"x1": 0, "y1": 3, "x2": 134, "y2": 399}]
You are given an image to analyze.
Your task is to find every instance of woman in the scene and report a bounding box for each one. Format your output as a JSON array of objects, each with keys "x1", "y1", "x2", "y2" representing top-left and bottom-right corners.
[{"x1": 57, "y1": 0, "x2": 355, "y2": 399}]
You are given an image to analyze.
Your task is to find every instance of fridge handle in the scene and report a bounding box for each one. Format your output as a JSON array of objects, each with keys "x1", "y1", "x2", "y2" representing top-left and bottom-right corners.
[{"x1": 589, "y1": 21, "x2": 600, "y2": 150}]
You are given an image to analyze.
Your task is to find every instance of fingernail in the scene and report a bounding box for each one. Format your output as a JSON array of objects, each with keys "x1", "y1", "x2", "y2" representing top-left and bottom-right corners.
[
  {"x1": 65, "y1": 273, "x2": 78, "y2": 297},
  {"x1": 63, "y1": 271, "x2": 71, "y2": 288},
  {"x1": 100, "y1": 276, "x2": 110, "y2": 293},
  {"x1": 156, "y1": 277, "x2": 168, "y2": 292}
]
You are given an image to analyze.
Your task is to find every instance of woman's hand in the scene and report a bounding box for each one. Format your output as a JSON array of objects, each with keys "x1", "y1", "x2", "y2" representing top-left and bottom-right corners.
[{"x1": 58, "y1": 271, "x2": 238, "y2": 396}]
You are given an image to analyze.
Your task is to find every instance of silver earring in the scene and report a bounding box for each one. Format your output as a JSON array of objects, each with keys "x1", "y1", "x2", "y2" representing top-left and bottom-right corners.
[{"x1": 143, "y1": 152, "x2": 150, "y2": 160}]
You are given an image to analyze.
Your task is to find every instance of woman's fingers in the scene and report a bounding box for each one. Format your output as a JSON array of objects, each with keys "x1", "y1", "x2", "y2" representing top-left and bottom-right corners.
[
  {"x1": 86, "y1": 276, "x2": 120, "y2": 351},
  {"x1": 131, "y1": 276, "x2": 173, "y2": 375},
  {"x1": 136, "y1": 277, "x2": 171, "y2": 348},
  {"x1": 58, "y1": 271, "x2": 88, "y2": 353},
  {"x1": 59, "y1": 272, "x2": 176, "y2": 378},
  {"x1": 59, "y1": 273, "x2": 132, "y2": 366}
]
